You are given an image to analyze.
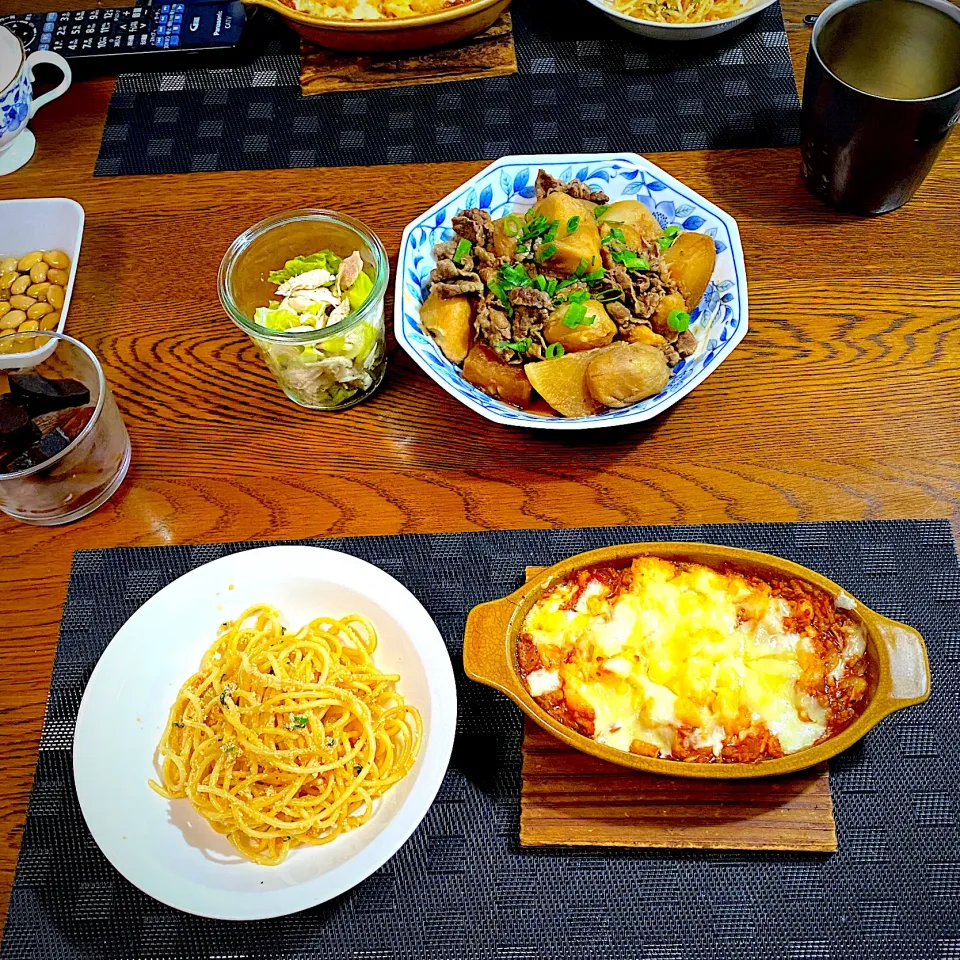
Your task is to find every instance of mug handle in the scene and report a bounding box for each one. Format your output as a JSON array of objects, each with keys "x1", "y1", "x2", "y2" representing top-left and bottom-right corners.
[{"x1": 25, "y1": 51, "x2": 72, "y2": 119}]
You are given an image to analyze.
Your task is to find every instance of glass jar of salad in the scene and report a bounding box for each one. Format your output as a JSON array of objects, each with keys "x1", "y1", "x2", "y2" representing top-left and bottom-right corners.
[{"x1": 218, "y1": 209, "x2": 389, "y2": 411}]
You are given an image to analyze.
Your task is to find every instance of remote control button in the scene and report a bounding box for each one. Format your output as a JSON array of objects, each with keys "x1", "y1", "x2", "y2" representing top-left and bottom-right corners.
[
  {"x1": 45, "y1": 12, "x2": 57, "y2": 22},
  {"x1": 38, "y1": 41, "x2": 49, "y2": 50},
  {"x1": 132, "y1": 7, "x2": 143, "y2": 16},
  {"x1": 173, "y1": 13, "x2": 182, "y2": 22},
  {"x1": 161, "y1": 4, "x2": 170, "y2": 11},
  {"x1": 169, "y1": 34, "x2": 179, "y2": 46},
  {"x1": 42, "y1": 22, "x2": 54, "y2": 34},
  {"x1": 171, "y1": 22, "x2": 180, "y2": 33}
]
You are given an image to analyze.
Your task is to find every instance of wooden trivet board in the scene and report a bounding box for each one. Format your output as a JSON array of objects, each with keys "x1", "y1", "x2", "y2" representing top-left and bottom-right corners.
[
  {"x1": 518, "y1": 566, "x2": 837, "y2": 853},
  {"x1": 300, "y1": 13, "x2": 517, "y2": 96}
]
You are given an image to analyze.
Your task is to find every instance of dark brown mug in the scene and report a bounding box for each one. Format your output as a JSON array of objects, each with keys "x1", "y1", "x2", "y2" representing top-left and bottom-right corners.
[{"x1": 800, "y1": 0, "x2": 960, "y2": 215}]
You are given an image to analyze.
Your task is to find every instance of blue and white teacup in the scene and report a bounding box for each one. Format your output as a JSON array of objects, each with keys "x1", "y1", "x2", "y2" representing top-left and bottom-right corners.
[{"x1": 0, "y1": 25, "x2": 71, "y2": 176}]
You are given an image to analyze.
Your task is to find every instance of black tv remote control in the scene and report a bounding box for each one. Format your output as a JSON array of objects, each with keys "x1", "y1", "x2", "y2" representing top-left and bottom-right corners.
[{"x1": 0, "y1": 0, "x2": 247, "y2": 74}]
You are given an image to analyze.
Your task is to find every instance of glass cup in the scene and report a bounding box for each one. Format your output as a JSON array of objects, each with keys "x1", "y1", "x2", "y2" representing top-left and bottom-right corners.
[
  {"x1": 218, "y1": 209, "x2": 389, "y2": 411},
  {"x1": 0, "y1": 331, "x2": 131, "y2": 525},
  {"x1": 800, "y1": 0, "x2": 960, "y2": 215}
]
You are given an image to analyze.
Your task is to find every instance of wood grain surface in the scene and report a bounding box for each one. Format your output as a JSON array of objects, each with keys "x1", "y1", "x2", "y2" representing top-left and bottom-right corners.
[
  {"x1": 300, "y1": 13, "x2": 517, "y2": 94},
  {"x1": 521, "y1": 722, "x2": 837, "y2": 852},
  {"x1": 0, "y1": 0, "x2": 958, "y2": 934}
]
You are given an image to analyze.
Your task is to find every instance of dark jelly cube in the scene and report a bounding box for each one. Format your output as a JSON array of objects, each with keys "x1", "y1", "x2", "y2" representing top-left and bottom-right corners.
[
  {"x1": 36, "y1": 426, "x2": 72, "y2": 459},
  {"x1": 8, "y1": 374, "x2": 62, "y2": 415},
  {"x1": 0, "y1": 396, "x2": 36, "y2": 448},
  {"x1": 55, "y1": 379, "x2": 91, "y2": 408}
]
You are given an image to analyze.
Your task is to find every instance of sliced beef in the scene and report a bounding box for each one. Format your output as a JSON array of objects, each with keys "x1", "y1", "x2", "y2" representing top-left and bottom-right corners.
[
  {"x1": 508, "y1": 287, "x2": 553, "y2": 312},
  {"x1": 475, "y1": 298, "x2": 513, "y2": 349},
  {"x1": 606, "y1": 301, "x2": 632, "y2": 326},
  {"x1": 430, "y1": 257, "x2": 484, "y2": 298},
  {"x1": 676, "y1": 330, "x2": 698, "y2": 358},
  {"x1": 535, "y1": 169, "x2": 609, "y2": 205},
  {"x1": 452, "y1": 208, "x2": 494, "y2": 248},
  {"x1": 432, "y1": 239, "x2": 458, "y2": 260}
]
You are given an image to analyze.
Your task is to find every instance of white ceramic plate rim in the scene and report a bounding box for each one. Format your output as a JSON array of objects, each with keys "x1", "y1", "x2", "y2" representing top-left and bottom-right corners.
[
  {"x1": 73, "y1": 546, "x2": 457, "y2": 921},
  {"x1": 394, "y1": 152, "x2": 748, "y2": 431},
  {"x1": 581, "y1": 0, "x2": 779, "y2": 28}
]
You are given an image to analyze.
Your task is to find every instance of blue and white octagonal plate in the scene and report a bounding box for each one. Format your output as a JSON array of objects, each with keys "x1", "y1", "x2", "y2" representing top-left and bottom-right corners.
[{"x1": 394, "y1": 153, "x2": 748, "y2": 431}]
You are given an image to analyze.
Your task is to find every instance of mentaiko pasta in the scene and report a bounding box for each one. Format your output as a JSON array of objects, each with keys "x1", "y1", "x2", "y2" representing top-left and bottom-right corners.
[
  {"x1": 612, "y1": 0, "x2": 760, "y2": 23},
  {"x1": 149, "y1": 605, "x2": 421, "y2": 865},
  {"x1": 518, "y1": 558, "x2": 869, "y2": 763}
]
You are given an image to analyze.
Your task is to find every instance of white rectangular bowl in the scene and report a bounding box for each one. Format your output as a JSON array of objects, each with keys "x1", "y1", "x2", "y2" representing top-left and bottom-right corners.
[{"x1": 0, "y1": 197, "x2": 84, "y2": 369}]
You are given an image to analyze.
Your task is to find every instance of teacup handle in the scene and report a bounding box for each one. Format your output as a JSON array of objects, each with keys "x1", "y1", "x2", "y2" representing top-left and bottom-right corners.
[{"x1": 25, "y1": 51, "x2": 72, "y2": 119}]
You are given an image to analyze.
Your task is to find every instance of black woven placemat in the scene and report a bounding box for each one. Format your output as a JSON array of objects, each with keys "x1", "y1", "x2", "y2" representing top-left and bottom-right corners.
[
  {"x1": 3, "y1": 520, "x2": 958, "y2": 959},
  {"x1": 94, "y1": 0, "x2": 801, "y2": 176}
]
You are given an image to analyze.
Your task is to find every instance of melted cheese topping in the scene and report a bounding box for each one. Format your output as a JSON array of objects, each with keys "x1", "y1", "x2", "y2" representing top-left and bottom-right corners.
[{"x1": 521, "y1": 558, "x2": 867, "y2": 761}]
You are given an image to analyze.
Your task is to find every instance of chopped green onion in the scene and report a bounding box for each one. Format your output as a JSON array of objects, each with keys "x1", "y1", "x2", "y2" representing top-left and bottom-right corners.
[
  {"x1": 665, "y1": 225, "x2": 681, "y2": 238},
  {"x1": 610, "y1": 227, "x2": 626, "y2": 243},
  {"x1": 667, "y1": 309, "x2": 691, "y2": 333},
  {"x1": 488, "y1": 281, "x2": 512, "y2": 312},
  {"x1": 546, "y1": 278, "x2": 559, "y2": 297},
  {"x1": 539, "y1": 242, "x2": 559, "y2": 262},
  {"x1": 495, "y1": 337, "x2": 532, "y2": 352},
  {"x1": 452, "y1": 238, "x2": 472, "y2": 264},
  {"x1": 545, "y1": 342, "x2": 565, "y2": 359},
  {"x1": 503, "y1": 214, "x2": 522, "y2": 237},
  {"x1": 566, "y1": 216, "x2": 581, "y2": 234},
  {"x1": 291, "y1": 715, "x2": 309, "y2": 728},
  {"x1": 516, "y1": 242, "x2": 529, "y2": 254},
  {"x1": 500, "y1": 263, "x2": 532, "y2": 289},
  {"x1": 583, "y1": 267, "x2": 607, "y2": 284},
  {"x1": 534, "y1": 274, "x2": 547, "y2": 291},
  {"x1": 567, "y1": 290, "x2": 590, "y2": 304},
  {"x1": 594, "y1": 287, "x2": 624, "y2": 303},
  {"x1": 543, "y1": 220, "x2": 560, "y2": 244},
  {"x1": 612, "y1": 250, "x2": 650, "y2": 271},
  {"x1": 593, "y1": 205, "x2": 610, "y2": 219},
  {"x1": 657, "y1": 235, "x2": 676, "y2": 251},
  {"x1": 562, "y1": 303, "x2": 594, "y2": 328},
  {"x1": 601, "y1": 234, "x2": 616, "y2": 247}
]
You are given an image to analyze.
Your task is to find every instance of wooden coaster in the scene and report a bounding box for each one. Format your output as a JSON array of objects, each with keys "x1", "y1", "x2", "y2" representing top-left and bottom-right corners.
[
  {"x1": 299, "y1": 13, "x2": 517, "y2": 96},
  {"x1": 518, "y1": 567, "x2": 837, "y2": 853}
]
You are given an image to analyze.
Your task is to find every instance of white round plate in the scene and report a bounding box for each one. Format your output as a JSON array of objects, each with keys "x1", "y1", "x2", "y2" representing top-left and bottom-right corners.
[{"x1": 73, "y1": 546, "x2": 457, "y2": 920}]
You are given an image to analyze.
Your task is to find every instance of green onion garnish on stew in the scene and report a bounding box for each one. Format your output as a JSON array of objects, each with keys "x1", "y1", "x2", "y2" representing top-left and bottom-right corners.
[
  {"x1": 495, "y1": 337, "x2": 532, "y2": 352},
  {"x1": 665, "y1": 225, "x2": 681, "y2": 238},
  {"x1": 546, "y1": 278, "x2": 559, "y2": 297},
  {"x1": 543, "y1": 220, "x2": 560, "y2": 244},
  {"x1": 488, "y1": 281, "x2": 512, "y2": 311},
  {"x1": 566, "y1": 216, "x2": 580, "y2": 234},
  {"x1": 562, "y1": 303, "x2": 595, "y2": 328},
  {"x1": 583, "y1": 267, "x2": 607, "y2": 284},
  {"x1": 567, "y1": 290, "x2": 590, "y2": 304},
  {"x1": 667, "y1": 309, "x2": 691, "y2": 332},
  {"x1": 534, "y1": 274, "x2": 548, "y2": 291},
  {"x1": 500, "y1": 263, "x2": 532, "y2": 289},
  {"x1": 612, "y1": 250, "x2": 649, "y2": 271},
  {"x1": 503, "y1": 214, "x2": 522, "y2": 237},
  {"x1": 545, "y1": 342, "x2": 565, "y2": 359},
  {"x1": 594, "y1": 288, "x2": 624, "y2": 303},
  {"x1": 593, "y1": 205, "x2": 610, "y2": 219},
  {"x1": 539, "y1": 242, "x2": 559, "y2": 261},
  {"x1": 452, "y1": 238, "x2": 472, "y2": 263}
]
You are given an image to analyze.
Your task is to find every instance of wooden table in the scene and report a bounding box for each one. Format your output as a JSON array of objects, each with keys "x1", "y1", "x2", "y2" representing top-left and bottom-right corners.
[{"x1": 1, "y1": 0, "x2": 958, "y2": 934}]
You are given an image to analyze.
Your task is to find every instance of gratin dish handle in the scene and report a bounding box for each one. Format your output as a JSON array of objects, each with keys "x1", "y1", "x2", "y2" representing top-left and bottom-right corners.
[
  {"x1": 874, "y1": 616, "x2": 931, "y2": 712},
  {"x1": 463, "y1": 597, "x2": 520, "y2": 697}
]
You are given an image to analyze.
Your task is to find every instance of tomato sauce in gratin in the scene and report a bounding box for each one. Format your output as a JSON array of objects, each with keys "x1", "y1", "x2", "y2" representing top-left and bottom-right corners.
[{"x1": 518, "y1": 558, "x2": 870, "y2": 763}]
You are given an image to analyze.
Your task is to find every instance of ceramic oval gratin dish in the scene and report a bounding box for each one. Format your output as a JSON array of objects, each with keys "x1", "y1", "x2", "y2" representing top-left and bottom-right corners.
[
  {"x1": 463, "y1": 542, "x2": 931, "y2": 779},
  {"x1": 245, "y1": 0, "x2": 510, "y2": 52}
]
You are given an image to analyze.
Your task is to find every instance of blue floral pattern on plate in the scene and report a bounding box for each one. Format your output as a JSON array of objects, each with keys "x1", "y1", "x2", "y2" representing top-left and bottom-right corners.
[{"x1": 394, "y1": 153, "x2": 748, "y2": 430}]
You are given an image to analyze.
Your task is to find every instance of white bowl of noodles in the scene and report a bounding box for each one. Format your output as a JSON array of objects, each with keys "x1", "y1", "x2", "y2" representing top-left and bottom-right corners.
[
  {"x1": 584, "y1": 0, "x2": 777, "y2": 39},
  {"x1": 73, "y1": 546, "x2": 457, "y2": 920}
]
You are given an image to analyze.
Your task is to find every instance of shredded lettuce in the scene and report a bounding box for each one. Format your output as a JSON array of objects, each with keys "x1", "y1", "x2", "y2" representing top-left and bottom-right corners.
[
  {"x1": 268, "y1": 250, "x2": 343, "y2": 285},
  {"x1": 253, "y1": 306, "x2": 300, "y2": 331},
  {"x1": 346, "y1": 270, "x2": 374, "y2": 312}
]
